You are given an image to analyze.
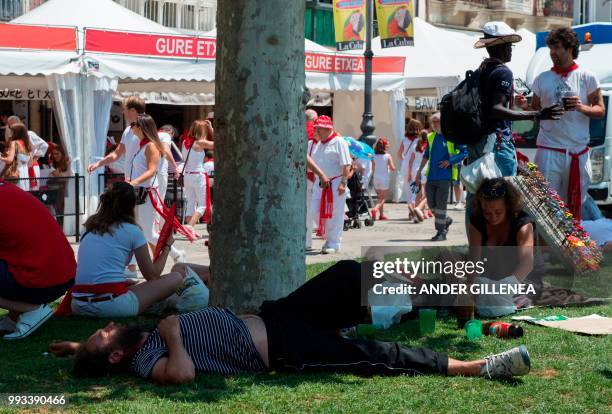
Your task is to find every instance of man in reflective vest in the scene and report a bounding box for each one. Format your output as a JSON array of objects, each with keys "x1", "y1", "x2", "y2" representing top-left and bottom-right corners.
[{"x1": 416, "y1": 113, "x2": 468, "y2": 241}]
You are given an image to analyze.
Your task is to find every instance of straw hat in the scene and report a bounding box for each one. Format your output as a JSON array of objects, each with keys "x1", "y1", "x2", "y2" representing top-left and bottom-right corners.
[{"x1": 474, "y1": 21, "x2": 522, "y2": 49}]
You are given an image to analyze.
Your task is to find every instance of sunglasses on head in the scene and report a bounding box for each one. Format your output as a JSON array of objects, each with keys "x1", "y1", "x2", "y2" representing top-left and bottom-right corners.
[{"x1": 482, "y1": 185, "x2": 507, "y2": 200}]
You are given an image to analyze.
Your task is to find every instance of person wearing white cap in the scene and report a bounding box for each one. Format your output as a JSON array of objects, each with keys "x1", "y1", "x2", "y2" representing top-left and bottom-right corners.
[
  {"x1": 309, "y1": 115, "x2": 351, "y2": 254},
  {"x1": 519, "y1": 28, "x2": 605, "y2": 222},
  {"x1": 468, "y1": 22, "x2": 563, "y2": 180}
]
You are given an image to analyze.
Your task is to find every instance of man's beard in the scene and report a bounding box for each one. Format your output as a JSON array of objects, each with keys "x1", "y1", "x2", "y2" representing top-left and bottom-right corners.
[{"x1": 114, "y1": 325, "x2": 146, "y2": 350}]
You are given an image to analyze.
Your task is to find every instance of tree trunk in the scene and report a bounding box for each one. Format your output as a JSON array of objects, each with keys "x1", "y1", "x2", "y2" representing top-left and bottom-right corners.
[{"x1": 211, "y1": 1, "x2": 307, "y2": 312}]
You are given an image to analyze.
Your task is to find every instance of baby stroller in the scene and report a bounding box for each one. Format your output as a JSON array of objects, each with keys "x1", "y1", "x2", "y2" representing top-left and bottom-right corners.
[{"x1": 344, "y1": 170, "x2": 374, "y2": 230}]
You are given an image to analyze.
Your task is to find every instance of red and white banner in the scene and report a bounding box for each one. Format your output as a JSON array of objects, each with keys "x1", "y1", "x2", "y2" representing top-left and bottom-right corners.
[
  {"x1": 305, "y1": 53, "x2": 404, "y2": 74},
  {"x1": 85, "y1": 29, "x2": 216, "y2": 60},
  {"x1": 85, "y1": 29, "x2": 405, "y2": 75},
  {"x1": 0, "y1": 23, "x2": 77, "y2": 51}
]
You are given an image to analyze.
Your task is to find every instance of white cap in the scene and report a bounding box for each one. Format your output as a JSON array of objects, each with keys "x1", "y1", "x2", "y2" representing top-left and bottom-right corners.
[{"x1": 474, "y1": 21, "x2": 522, "y2": 49}]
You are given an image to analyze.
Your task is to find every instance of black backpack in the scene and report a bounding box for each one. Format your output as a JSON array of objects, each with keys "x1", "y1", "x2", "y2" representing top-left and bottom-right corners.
[{"x1": 440, "y1": 63, "x2": 501, "y2": 145}]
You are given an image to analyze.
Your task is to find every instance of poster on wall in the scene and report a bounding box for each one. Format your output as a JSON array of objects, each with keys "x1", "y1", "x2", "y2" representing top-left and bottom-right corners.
[
  {"x1": 375, "y1": 0, "x2": 415, "y2": 48},
  {"x1": 333, "y1": 0, "x2": 366, "y2": 51},
  {"x1": 109, "y1": 101, "x2": 124, "y2": 132}
]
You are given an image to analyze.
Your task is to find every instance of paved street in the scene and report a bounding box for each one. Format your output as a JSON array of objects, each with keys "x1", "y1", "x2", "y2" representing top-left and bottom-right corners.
[{"x1": 69, "y1": 202, "x2": 469, "y2": 272}]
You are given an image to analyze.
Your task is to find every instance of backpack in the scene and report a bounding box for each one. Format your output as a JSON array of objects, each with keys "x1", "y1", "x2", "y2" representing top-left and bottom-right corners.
[{"x1": 440, "y1": 63, "x2": 502, "y2": 145}]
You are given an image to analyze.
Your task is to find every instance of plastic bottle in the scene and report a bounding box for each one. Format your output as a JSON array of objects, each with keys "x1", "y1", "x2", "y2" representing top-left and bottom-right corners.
[{"x1": 483, "y1": 322, "x2": 524, "y2": 339}]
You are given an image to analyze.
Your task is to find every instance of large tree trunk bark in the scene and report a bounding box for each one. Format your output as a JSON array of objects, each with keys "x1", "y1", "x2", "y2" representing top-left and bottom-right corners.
[{"x1": 210, "y1": 1, "x2": 306, "y2": 312}]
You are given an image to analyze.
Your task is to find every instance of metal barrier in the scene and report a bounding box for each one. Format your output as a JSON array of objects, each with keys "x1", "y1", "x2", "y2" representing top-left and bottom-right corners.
[{"x1": 4, "y1": 173, "x2": 85, "y2": 240}]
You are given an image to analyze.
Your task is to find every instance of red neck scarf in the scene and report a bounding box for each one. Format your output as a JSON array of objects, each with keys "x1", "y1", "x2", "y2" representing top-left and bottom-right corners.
[
  {"x1": 182, "y1": 129, "x2": 195, "y2": 150},
  {"x1": 320, "y1": 131, "x2": 339, "y2": 145},
  {"x1": 552, "y1": 62, "x2": 579, "y2": 78},
  {"x1": 139, "y1": 138, "x2": 150, "y2": 149}
]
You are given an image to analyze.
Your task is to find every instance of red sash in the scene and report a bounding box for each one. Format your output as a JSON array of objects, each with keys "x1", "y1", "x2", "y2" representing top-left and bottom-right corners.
[
  {"x1": 149, "y1": 187, "x2": 199, "y2": 241},
  {"x1": 316, "y1": 175, "x2": 340, "y2": 238},
  {"x1": 55, "y1": 282, "x2": 129, "y2": 316},
  {"x1": 203, "y1": 173, "x2": 212, "y2": 223},
  {"x1": 28, "y1": 161, "x2": 38, "y2": 188},
  {"x1": 537, "y1": 145, "x2": 589, "y2": 221}
]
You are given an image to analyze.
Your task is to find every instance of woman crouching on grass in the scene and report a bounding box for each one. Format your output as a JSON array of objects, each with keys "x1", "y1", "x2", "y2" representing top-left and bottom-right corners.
[{"x1": 55, "y1": 181, "x2": 203, "y2": 318}]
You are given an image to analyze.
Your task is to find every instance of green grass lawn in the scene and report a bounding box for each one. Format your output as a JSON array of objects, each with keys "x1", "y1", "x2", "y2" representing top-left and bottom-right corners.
[{"x1": 0, "y1": 261, "x2": 610, "y2": 414}]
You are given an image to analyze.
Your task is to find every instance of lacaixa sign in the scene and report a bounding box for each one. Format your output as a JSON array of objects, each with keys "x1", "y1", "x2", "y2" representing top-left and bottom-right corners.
[{"x1": 0, "y1": 23, "x2": 77, "y2": 51}]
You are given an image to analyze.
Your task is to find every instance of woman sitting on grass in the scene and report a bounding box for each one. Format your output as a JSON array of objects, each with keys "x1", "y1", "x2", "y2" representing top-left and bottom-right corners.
[{"x1": 56, "y1": 181, "x2": 207, "y2": 318}]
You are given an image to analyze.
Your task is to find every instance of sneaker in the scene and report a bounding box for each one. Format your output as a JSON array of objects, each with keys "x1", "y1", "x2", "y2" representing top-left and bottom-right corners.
[
  {"x1": 0, "y1": 316, "x2": 17, "y2": 334},
  {"x1": 172, "y1": 249, "x2": 187, "y2": 264},
  {"x1": 445, "y1": 217, "x2": 453, "y2": 231},
  {"x1": 480, "y1": 345, "x2": 531, "y2": 379},
  {"x1": 321, "y1": 247, "x2": 338, "y2": 254},
  {"x1": 3, "y1": 305, "x2": 53, "y2": 340},
  {"x1": 454, "y1": 202, "x2": 464, "y2": 210},
  {"x1": 427, "y1": 211, "x2": 434, "y2": 218},
  {"x1": 431, "y1": 232, "x2": 447, "y2": 242},
  {"x1": 174, "y1": 266, "x2": 210, "y2": 313}
]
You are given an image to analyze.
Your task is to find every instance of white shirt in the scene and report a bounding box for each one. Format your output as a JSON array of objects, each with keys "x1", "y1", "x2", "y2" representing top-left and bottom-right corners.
[
  {"x1": 400, "y1": 137, "x2": 412, "y2": 159},
  {"x1": 373, "y1": 153, "x2": 391, "y2": 181},
  {"x1": 120, "y1": 126, "x2": 140, "y2": 173},
  {"x1": 28, "y1": 131, "x2": 48, "y2": 158},
  {"x1": 203, "y1": 160, "x2": 214, "y2": 175},
  {"x1": 184, "y1": 146, "x2": 206, "y2": 173},
  {"x1": 581, "y1": 219, "x2": 612, "y2": 247},
  {"x1": 130, "y1": 143, "x2": 159, "y2": 188},
  {"x1": 158, "y1": 132, "x2": 172, "y2": 176},
  {"x1": 311, "y1": 134, "x2": 352, "y2": 178},
  {"x1": 533, "y1": 69, "x2": 600, "y2": 148}
]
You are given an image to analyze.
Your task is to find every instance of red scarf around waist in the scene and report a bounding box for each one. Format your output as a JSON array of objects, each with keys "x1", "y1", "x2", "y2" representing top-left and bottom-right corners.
[
  {"x1": 55, "y1": 282, "x2": 129, "y2": 316},
  {"x1": 28, "y1": 161, "x2": 38, "y2": 188},
  {"x1": 316, "y1": 175, "x2": 341, "y2": 238},
  {"x1": 537, "y1": 145, "x2": 589, "y2": 221}
]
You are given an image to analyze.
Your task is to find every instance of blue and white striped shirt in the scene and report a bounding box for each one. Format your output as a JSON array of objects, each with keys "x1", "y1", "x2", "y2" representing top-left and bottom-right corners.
[{"x1": 131, "y1": 308, "x2": 267, "y2": 378}]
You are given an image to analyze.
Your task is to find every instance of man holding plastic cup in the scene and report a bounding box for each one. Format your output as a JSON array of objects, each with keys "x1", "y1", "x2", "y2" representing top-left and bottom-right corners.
[{"x1": 526, "y1": 28, "x2": 605, "y2": 221}]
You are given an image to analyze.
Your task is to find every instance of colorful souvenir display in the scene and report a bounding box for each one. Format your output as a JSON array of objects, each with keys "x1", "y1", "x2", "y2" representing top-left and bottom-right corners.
[{"x1": 508, "y1": 163, "x2": 602, "y2": 274}]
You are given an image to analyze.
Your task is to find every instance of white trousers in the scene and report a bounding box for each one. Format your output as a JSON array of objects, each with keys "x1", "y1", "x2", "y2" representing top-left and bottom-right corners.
[
  {"x1": 184, "y1": 173, "x2": 207, "y2": 217},
  {"x1": 535, "y1": 146, "x2": 592, "y2": 204},
  {"x1": 306, "y1": 179, "x2": 314, "y2": 248},
  {"x1": 310, "y1": 179, "x2": 348, "y2": 250}
]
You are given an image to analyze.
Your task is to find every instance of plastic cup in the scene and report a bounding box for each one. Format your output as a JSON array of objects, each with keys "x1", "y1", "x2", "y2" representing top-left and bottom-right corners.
[
  {"x1": 465, "y1": 319, "x2": 483, "y2": 340},
  {"x1": 419, "y1": 309, "x2": 436, "y2": 335}
]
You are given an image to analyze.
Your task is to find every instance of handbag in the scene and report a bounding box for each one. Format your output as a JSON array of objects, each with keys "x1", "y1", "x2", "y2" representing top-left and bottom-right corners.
[
  {"x1": 177, "y1": 143, "x2": 194, "y2": 187},
  {"x1": 460, "y1": 133, "x2": 502, "y2": 194}
]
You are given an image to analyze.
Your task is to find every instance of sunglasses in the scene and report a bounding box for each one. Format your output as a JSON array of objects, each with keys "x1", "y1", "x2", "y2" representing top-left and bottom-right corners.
[{"x1": 482, "y1": 186, "x2": 507, "y2": 200}]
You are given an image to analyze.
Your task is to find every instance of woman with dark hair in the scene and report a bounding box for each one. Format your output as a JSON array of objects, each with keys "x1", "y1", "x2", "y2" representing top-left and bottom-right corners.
[
  {"x1": 128, "y1": 114, "x2": 184, "y2": 263},
  {"x1": 48, "y1": 144, "x2": 75, "y2": 234},
  {"x1": 59, "y1": 181, "x2": 187, "y2": 318},
  {"x1": 1, "y1": 123, "x2": 32, "y2": 191},
  {"x1": 468, "y1": 178, "x2": 535, "y2": 316}
]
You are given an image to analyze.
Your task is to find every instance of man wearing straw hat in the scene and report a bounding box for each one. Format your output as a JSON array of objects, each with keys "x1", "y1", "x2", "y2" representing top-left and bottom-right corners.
[{"x1": 468, "y1": 22, "x2": 563, "y2": 180}]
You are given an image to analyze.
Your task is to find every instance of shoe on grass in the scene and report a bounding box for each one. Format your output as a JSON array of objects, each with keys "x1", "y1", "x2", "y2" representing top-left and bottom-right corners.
[
  {"x1": 0, "y1": 316, "x2": 17, "y2": 334},
  {"x1": 321, "y1": 247, "x2": 338, "y2": 254},
  {"x1": 3, "y1": 304, "x2": 53, "y2": 340},
  {"x1": 480, "y1": 345, "x2": 531, "y2": 379}
]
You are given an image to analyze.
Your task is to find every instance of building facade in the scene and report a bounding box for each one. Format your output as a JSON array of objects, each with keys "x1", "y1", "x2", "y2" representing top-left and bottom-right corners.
[{"x1": 574, "y1": 0, "x2": 612, "y2": 24}]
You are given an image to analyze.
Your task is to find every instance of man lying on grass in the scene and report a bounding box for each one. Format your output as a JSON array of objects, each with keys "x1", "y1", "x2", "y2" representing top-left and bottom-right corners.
[{"x1": 49, "y1": 260, "x2": 531, "y2": 384}]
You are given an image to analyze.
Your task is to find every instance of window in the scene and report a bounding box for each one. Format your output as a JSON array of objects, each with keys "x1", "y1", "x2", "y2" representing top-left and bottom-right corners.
[
  {"x1": 162, "y1": 1, "x2": 177, "y2": 27},
  {"x1": 123, "y1": 0, "x2": 140, "y2": 13},
  {"x1": 197, "y1": 5, "x2": 215, "y2": 32},
  {"x1": 181, "y1": 4, "x2": 195, "y2": 30},
  {"x1": 144, "y1": 0, "x2": 158, "y2": 21}
]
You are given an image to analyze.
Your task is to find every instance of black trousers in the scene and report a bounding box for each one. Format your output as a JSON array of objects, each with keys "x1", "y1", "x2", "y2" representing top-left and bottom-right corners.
[{"x1": 259, "y1": 260, "x2": 449, "y2": 376}]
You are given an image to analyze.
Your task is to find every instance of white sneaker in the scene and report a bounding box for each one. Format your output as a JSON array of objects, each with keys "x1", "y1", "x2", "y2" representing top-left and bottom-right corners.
[
  {"x1": 480, "y1": 345, "x2": 531, "y2": 379},
  {"x1": 321, "y1": 247, "x2": 338, "y2": 254},
  {"x1": 0, "y1": 316, "x2": 17, "y2": 334},
  {"x1": 4, "y1": 305, "x2": 53, "y2": 340},
  {"x1": 172, "y1": 249, "x2": 187, "y2": 264},
  {"x1": 454, "y1": 202, "x2": 464, "y2": 210}
]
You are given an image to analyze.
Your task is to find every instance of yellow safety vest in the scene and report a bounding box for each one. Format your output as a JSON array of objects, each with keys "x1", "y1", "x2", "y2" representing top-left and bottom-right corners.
[{"x1": 425, "y1": 132, "x2": 460, "y2": 181}]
